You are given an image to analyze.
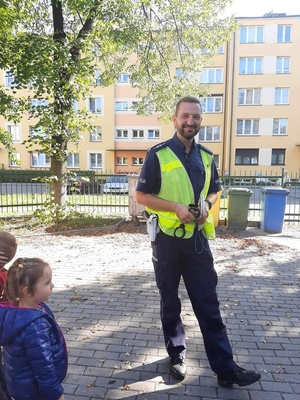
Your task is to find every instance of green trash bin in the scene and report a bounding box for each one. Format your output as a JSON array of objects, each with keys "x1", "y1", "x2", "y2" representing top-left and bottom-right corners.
[{"x1": 227, "y1": 188, "x2": 252, "y2": 230}]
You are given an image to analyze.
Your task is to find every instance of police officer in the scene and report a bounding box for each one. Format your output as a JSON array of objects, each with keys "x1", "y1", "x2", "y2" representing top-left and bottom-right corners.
[{"x1": 135, "y1": 96, "x2": 261, "y2": 387}]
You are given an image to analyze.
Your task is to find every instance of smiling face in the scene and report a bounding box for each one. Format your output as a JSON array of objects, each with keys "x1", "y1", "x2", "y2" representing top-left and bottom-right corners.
[{"x1": 172, "y1": 101, "x2": 202, "y2": 142}]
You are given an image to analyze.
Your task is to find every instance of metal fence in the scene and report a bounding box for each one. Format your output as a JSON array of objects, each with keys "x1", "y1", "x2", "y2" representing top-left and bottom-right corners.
[{"x1": 0, "y1": 171, "x2": 299, "y2": 224}]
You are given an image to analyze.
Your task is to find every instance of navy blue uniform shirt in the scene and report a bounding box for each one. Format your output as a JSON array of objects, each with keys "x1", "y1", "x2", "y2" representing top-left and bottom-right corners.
[{"x1": 136, "y1": 133, "x2": 222, "y2": 204}]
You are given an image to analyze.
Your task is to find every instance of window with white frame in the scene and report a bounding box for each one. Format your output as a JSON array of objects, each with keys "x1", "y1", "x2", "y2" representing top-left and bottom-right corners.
[
  {"x1": 5, "y1": 72, "x2": 16, "y2": 87},
  {"x1": 275, "y1": 88, "x2": 289, "y2": 104},
  {"x1": 7, "y1": 124, "x2": 20, "y2": 141},
  {"x1": 118, "y1": 73, "x2": 129, "y2": 83},
  {"x1": 131, "y1": 101, "x2": 140, "y2": 111},
  {"x1": 67, "y1": 153, "x2": 79, "y2": 168},
  {"x1": 148, "y1": 129, "x2": 160, "y2": 139},
  {"x1": 115, "y1": 101, "x2": 128, "y2": 111},
  {"x1": 240, "y1": 26, "x2": 263, "y2": 43},
  {"x1": 276, "y1": 57, "x2": 290, "y2": 74},
  {"x1": 132, "y1": 157, "x2": 144, "y2": 166},
  {"x1": 89, "y1": 97, "x2": 102, "y2": 113},
  {"x1": 235, "y1": 149, "x2": 258, "y2": 165},
  {"x1": 116, "y1": 157, "x2": 128, "y2": 165},
  {"x1": 199, "y1": 126, "x2": 220, "y2": 142},
  {"x1": 200, "y1": 68, "x2": 223, "y2": 83},
  {"x1": 273, "y1": 118, "x2": 287, "y2": 135},
  {"x1": 73, "y1": 101, "x2": 79, "y2": 112},
  {"x1": 7, "y1": 100, "x2": 19, "y2": 114},
  {"x1": 200, "y1": 97, "x2": 222, "y2": 113},
  {"x1": 271, "y1": 149, "x2": 285, "y2": 165},
  {"x1": 31, "y1": 153, "x2": 50, "y2": 167},
  {"x1": 175, "y1": 68, "x2": 183, "y2": 77},
  {"x1": 132, "y1": 129, "x2": 144, "y2": 138},
  {"x1": 9, "y1": 153, "x2": 20, "y2": 167},
  {"x1": 237, "y1": 119, "x2": 259, "y2": 135},
  {"x1": 89, "y1": 153, "x2": 102, "y2": 169},
  {"x1": 238, "y1": 89, "x2": 261, "y2": 105},
  {"x1": 239, "y1": 58, "x2": 262, "y2": 74},
  {"x1": 94, "y1": 69, "x2": 101, "y2": 85},
  {"x1": 277, "y1": 25, "x2": 291, "y2": 43},
  {"x1": 116, "y1": 129, "x2": 128, "y2": 139},
  {"x1": 90, "y1": 126, "x2": 102, "y2": 141}
]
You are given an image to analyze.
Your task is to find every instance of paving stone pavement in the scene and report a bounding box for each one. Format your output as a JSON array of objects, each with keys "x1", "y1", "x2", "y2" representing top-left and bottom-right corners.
[{"x1": 15, "y1": 222, "x2": 300, "y2": 400}]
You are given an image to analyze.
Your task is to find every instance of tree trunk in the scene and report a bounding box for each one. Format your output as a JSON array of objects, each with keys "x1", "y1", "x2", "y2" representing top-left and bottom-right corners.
[{"x1": 50, "y1": 155, "x2": 67, "y2": 206}]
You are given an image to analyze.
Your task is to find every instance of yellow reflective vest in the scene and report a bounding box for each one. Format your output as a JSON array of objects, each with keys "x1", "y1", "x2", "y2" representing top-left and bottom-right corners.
[{"x1": 146, "y1": 146, "x2": 216, "y2": 239}]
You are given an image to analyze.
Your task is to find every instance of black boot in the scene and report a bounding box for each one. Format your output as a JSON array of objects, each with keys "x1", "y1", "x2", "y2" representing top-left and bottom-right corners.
[{"x1": 217, "y1": 365, "x2": 261, "y2": 387}]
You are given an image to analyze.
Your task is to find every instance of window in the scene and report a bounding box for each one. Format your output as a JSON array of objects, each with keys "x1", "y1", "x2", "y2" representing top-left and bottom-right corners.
[
  {"x1": 9, "y1": 153, "x2": 20, "y2": 167},
  {"x1": 273, "y1": 119, "x2": 287, "y2": 135},
  {"x1": 276, "y1": 57, "x2": 290, "y2": 74},
  {"x1": 237, "y1": 119, "x2": 259, "y2": 135},
  {"x1": 148, "y1": 129, "x2": 160, "y2": 139},
  {"x1": 200, "y1": 97, "x2": 222, "y2": 113},
  {"x1": 73, "y1": 101, "x2": 79, "y2": 112},
  {"x1": 277, "y1": 26, "x2": 291, "y2": 43},
  {"x1": 240, "y1": 26, "x2": 263, "y2": 43},
  {"x1": 67, "y1": 153, "x2": 79, "y2": 168},
  {"x1": 238, "y1": 89, "x2": 261, "y2": 105},
  {"x1": 275, "y1": 88, "x2": 289, "y2": 104},
  {"x1": 116, "y1": 129, "x2": 128, "y2": 138},
  {"x1": 89, "y1": 97, "x2": 102, "y2": 113},
  {"x1": 5, "y1": 72, "x2": 16, "y2": 87},
  {"x1": 175, "y1": 68, "x2": 183, "y2": 77},
  {"x1": 271, "y1": 149, "x2": 285, "y2": 165},
  {"x1": 31, "y1": 153, "x2": 50, "y2": 167},
  {"x1": 7, "y1": 100, "x2": 19, "y2": 114},
  {"x1": 131, "y1": 101, "x2": 140, "y2": 111},
  {"x1": 30, "y1": 126, "x2": 48, "y2": 140},
  {"x1": 94, "y1": 69, "x2": 101, "y2": 85},
  {"x1": 90, "y1": 126, "x2": 102, "y2": 141},
  {"x1": 132, "y1": 157, "x2": 144, "y2": 166},
  {"x1": 239, "y1": 58, "x2": 262, "y2": 74},
  {"x1": 30, "y1": 99, "x2": 49, "y2": 113},
  {"x1": 132, "y1": 129, "x2": 144, "y2": 138},
  {"x1": 200, "y1": 68, "x2": 223, "y2": 83},
  {"x1": 199, "y1": 126, "x2": 220, "y2": 142},
  {"x1": 118, "y1": 73, "x2": 129, "y2": 83},
  {"x1": 214, "y1": 154, "x2": 220, "y2": 169},
  {"x1": 7, "y1": 125, "x2": 20, "y2": 141},
  {"x1": 115, "y1": 101, "x2": 128, "y2": 111},
  {"x1": 116, "y1": 157, "x2": 128, "y2": 166},
  {"x1": 89, "y1": 153, "x2": 102, "y2": 169},
  {"x1": 235, "y1": 149, "x2": 258, "y2": 165}
]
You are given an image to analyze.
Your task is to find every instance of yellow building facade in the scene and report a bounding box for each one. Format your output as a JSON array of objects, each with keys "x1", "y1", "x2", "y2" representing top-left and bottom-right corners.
[{"x1": 0, "y1": 13, "x2": 299, "y2": 178}]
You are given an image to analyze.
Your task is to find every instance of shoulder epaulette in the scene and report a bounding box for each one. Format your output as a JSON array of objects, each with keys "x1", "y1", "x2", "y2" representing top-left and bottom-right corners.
[
  {"x1": 149, "y1": 141, "x2": 168, "y2": 153},
  {"x1": 197, "y1": 143, "x2": 213, "y2": 155}
]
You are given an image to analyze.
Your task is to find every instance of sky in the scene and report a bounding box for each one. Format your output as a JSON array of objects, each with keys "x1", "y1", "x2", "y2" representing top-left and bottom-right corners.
[{"x1": 227, "y1": 0, "x2": 300, "y2": 17}]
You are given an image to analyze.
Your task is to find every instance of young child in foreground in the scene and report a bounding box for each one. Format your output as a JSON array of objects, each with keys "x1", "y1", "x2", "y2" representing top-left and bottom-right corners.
[
  {"x1": 0, "y1": 231, "x2": 18, "y2": 400},
  {"x1": 0, "y1": 257, "x2": 68, "y2": 400}
]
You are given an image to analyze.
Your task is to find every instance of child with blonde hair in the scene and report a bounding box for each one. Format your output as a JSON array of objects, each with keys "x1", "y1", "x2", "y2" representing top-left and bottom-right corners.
[{"x1": 0, "y1": 257, "x2": 67, "y2": 400}]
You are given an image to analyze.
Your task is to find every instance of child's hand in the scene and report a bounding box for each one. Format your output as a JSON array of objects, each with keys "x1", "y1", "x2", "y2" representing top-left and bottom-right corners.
[{"x1": 0, "y1": 252, "x2": 8, "y2": 267}]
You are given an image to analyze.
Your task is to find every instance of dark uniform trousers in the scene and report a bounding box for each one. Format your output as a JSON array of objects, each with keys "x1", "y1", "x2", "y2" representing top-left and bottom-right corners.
[{"x1": 151, "y1": 229, "x2": 236, "y2": 374}]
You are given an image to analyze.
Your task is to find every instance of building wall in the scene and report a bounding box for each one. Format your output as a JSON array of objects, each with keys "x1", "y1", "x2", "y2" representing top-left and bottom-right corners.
[{"x1": 1, "y1": 13, "x2": 299, "y2": 178}]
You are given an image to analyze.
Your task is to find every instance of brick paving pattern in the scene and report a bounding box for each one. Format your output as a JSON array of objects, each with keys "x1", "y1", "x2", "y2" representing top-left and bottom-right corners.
[{"x1": 15, "y1": 223, "x2": 300, "y2": 400}]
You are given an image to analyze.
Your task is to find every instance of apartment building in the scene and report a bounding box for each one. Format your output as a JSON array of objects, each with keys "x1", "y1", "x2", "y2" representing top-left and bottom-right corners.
[{"x1": 0, "y1": 12, "x2": 299, "y2": 178}]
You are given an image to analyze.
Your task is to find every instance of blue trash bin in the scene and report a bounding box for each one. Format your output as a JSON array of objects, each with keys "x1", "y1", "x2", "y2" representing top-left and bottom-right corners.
[{"x1": 261, "y1": 187, "x2": 290, "y2": 233}]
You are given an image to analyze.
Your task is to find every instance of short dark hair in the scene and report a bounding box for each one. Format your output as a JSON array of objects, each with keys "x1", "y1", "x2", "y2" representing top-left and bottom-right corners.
[
  {"x1": 0, "y1": 231, "x2": 18, "y2": 263},
  {"x1": 175, "y1": 96, "x2": 202, "y2": 116}
]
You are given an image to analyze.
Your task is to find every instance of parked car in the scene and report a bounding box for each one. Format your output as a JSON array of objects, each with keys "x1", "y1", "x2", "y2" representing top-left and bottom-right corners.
[
  {"x1": 66, "y1": 176, "x2": 89, "y2": 194},
  {"x1": 103, "y1": 175, "x2": 128, "y2": 194}
]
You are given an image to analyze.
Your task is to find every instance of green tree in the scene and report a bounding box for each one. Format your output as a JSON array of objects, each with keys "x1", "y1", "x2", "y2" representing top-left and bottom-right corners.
[{"x1": 0, "y1": 0, "x2": 235, "y2": 206}]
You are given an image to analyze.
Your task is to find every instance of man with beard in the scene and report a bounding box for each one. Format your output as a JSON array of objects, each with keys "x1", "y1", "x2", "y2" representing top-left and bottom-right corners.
[{"x1": 135, "y1": 96, "x2": 261, "y2": 388}]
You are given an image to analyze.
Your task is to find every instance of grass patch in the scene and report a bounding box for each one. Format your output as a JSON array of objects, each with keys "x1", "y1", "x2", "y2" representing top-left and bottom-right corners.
[{"x1": 0, "y1": 214, "x2": 124, "y2": 236}]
